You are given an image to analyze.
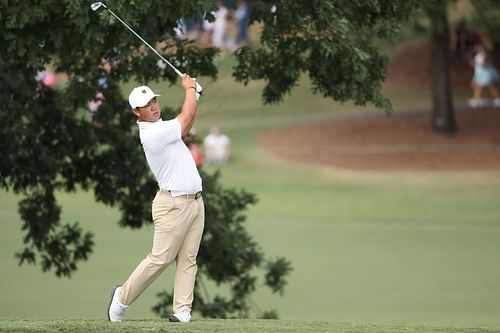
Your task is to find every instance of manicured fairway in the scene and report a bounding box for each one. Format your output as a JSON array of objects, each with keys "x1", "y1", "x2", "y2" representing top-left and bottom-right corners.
[{"x1": 2, "y1": 127, "x2": 499, "y2": 328}]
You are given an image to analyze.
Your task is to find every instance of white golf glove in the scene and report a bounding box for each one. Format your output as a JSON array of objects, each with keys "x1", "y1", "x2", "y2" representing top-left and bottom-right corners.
[{"x1": 194, "y1": 80, "x2": 203, "y2": 102}]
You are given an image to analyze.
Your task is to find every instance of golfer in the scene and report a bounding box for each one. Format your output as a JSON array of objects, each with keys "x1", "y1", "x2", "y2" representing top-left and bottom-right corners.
[{"x1": 107, "y1": 74, "x2": 204, "y2": 323}]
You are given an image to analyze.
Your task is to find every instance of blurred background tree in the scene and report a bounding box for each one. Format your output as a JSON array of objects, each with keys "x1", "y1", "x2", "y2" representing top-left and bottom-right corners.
[
  {"x1": 427, "y1": 0, "x2": 456, "y2": 134},
  {"x1": 233, "y1": 0, "x2": 421, "y2": 115}
]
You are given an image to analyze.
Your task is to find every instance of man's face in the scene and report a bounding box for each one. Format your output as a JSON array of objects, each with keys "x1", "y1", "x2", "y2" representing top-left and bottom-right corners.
[{"x1": 132, "y1": 97, "x2": 161, "y2": 122}]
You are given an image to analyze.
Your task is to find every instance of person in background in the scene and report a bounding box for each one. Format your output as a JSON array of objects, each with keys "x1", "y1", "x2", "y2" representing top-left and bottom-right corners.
[
  {"x1": 189, "y1": 142, "x2": 204, "y2": 166},
  {"x1": 87, "y1": 58, "x2": 112, "y2": 126},
  {"x1": 87, "y1": 91, "x2": 105, "y2": 116},
  {"x1": 35, "y1": 69, "x2": 57, "y2": 88},
  {"x1": 203, "y1": 126, "x2": 230, "y2": 165},
  {"x1": 212, "y1": 1, "x2": 229, "y2": 49},
  {"x1": 183, "y1": 130, "x2": 205, "y2": 167},
  {"x1": 35, "y1": 69, "x2": 57, "y2": 98},
  {"x1": 235, "y1": 0, "x2": 252, "y2": 47},
  {"x1": 469, "y1": 43, "x2": 500, "y2": 108}
]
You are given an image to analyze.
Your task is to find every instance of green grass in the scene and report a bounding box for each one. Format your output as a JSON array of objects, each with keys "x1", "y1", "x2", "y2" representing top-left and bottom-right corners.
[
  {"x1": 0, "y1": 319, "x2": 498, "y2": 333},
  {"x1": 1, "y1": 54, "x2": 500, "y2": 331}
]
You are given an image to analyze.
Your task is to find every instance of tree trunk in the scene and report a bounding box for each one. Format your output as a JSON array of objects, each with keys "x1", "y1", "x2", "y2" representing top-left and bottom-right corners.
[{"x1": 429, "y1": 2, "x2": 456, "y2": 134}]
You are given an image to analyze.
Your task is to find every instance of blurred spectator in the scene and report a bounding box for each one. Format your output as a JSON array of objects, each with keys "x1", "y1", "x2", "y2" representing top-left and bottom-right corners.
[
  {"x1": 42, "y1": 72, "x2": 57, "y2": 87},
  {"x1": 235, "y1": 0, "x2": 252, "y2": 47},
  {"x1": 87, "y1": 58, "x2": 113, "y2": 126},
  {"x1": 35, "y1": 69, "x2": 57, "y2": 88},
  {"x1": 204, "y1": 126, "x2": 230, "y2": 165},
  {"x1": 179, "y1": 2, "x2": 254, "y2": 51},
  {"x1": 202, "y1": 12, "x2": 215, "y2": 47},
  {"x1": 174, "y1": 18, "x2": 187, "y2": 40},
  {"x1": 184, "y1": 17, "x2": 201, "y2": 40},
  {"x1": 35, "y1": 69, "x2": 57, "y2": 98},
  {"x1": 469, "y1": 43, "x2": 500, "y2": 108},
  {"x1": 101, "y1": 57, "x2": 113, "y2": 74},
  {"x1": 271, "y1": 4, "x2": 277, "y2": 24},
  {"x1": 213, "y1": 1, "x2": 229, "y2": 49},
  {"x1": 98, "y1": 77, "x2": 109, "y2": 89},
  {"x1": 88, "y1": 91, "x2": 105, "y2": 115},
  {"x1": 183, "y1": 131, "x2": 204, "y2": 167},
  {"x1": 201, "y1": 1, "x2": 229, "y2": 48},
  {"x1": 189, "y1": 143, "x2": 204, "y2": 166}
]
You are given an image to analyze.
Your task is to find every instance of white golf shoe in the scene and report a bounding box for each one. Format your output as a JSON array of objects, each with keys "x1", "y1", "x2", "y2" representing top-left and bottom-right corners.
[
  {"x1": 107, "y1": 286, "x2": 128, "y2": 322},
  {"x1": 168, "y1": 311, "x2": 191, "y2": 323}
]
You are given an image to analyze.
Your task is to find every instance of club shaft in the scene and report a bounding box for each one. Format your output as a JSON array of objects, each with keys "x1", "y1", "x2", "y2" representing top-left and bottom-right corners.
[{"x1": 105, "y1": 7, "x2": 183, "y2": 77}]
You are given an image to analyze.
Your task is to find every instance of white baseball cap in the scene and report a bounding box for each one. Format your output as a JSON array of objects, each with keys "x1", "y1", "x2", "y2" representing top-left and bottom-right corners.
[{"x1": 128, "y1": 86, "x2": 161, "y2": 108}]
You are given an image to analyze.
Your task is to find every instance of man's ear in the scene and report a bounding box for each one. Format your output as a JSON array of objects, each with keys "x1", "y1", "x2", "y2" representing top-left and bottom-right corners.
[{"x1": 131, "y1": 108, "x2": 140, "y2": 117}]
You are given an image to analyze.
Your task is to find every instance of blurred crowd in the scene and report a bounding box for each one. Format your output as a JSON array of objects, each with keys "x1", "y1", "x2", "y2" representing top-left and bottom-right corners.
[{"x1": 175, "y1": 0, "x2": 252, "y2": 51}]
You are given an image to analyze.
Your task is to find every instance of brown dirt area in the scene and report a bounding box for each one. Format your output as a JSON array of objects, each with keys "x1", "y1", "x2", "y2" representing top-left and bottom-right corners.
[
  {"x1": 257, "y1": 40, "x2": 500, "y2": 171},
  {"x1": 257, "y1": 109, "x2": 500, "y2": 171}
]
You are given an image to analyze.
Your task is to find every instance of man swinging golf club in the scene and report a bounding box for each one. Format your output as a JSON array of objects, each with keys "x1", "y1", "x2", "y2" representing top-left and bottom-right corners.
[{"x1": 107, "y1": 74, "x2": 204, "y2": 323}]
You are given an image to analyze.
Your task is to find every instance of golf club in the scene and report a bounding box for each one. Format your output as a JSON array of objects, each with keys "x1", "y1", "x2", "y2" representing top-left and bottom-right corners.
[{"x1": 90, "y1": 2, "x2": 203, "y2": 99}]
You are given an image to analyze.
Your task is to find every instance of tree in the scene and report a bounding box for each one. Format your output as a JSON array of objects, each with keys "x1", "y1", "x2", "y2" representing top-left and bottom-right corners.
[
  {"x1": 428, "y1": 1, "x2": 456, "y2": 134},
  {"x1": 1, "y1": 0, "x2": 421, "y2": 318},
  {"x1": 233, "y1": 0, "x2": 420, "y2": 115},
  {"x1": 0, "y1": 0, "x2": 291, "y2": 318}
]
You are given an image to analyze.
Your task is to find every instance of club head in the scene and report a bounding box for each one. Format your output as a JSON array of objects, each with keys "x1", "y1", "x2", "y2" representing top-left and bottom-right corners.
[{"x1": 90, "y1": 2, "x2": 106, "y2": 11}]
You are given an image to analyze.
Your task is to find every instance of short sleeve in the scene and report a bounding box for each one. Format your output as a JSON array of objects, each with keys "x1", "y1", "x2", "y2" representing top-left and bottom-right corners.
[{"x1": 158, "y1": 118, "x2": 182, "y2": 145}]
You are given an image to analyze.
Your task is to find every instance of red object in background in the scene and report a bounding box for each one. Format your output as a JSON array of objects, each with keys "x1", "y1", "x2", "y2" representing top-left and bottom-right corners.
[
  {"x1": 188, "y1": 143, "x2": 204, "y2": 166},
  {"x1": 42, "y1": 73, "x2": 57, "y2": 87}
]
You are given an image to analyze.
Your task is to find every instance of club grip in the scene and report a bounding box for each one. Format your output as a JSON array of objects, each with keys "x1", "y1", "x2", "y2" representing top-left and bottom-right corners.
[{"x1": 194, "y1": 80, "x2": 203, "y2": 102}]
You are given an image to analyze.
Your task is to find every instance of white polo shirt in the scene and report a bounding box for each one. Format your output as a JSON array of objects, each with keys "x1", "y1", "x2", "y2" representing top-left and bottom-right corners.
[{"x1": 137, "y1": 118, "x2": 202, "y2": 196}]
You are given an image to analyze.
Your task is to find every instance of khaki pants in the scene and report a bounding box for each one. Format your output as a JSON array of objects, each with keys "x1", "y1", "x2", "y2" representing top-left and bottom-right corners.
[{"x1": 119, "y1": 190, "x2": 205, "y2": 313}]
